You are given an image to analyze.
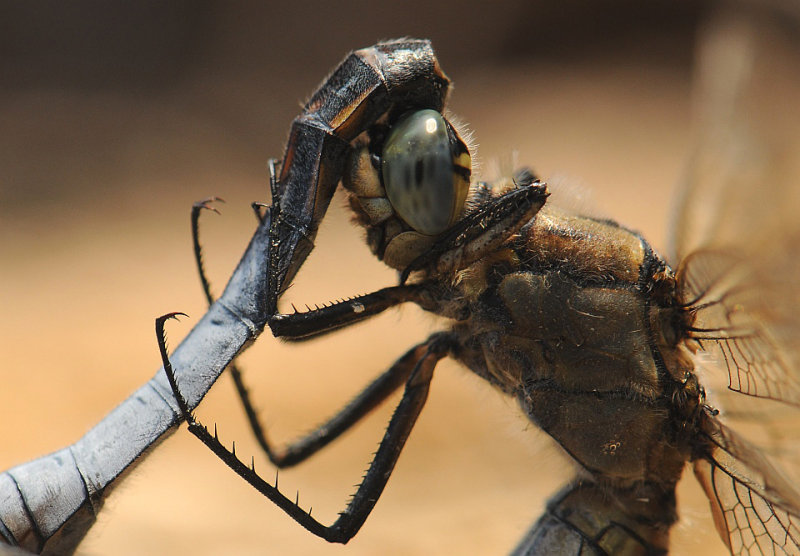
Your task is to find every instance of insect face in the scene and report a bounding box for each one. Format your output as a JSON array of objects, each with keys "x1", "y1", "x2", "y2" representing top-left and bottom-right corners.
[
  {"x1": 382, "y1": 109, "x2": 472, "y2": 235},
  {"x1": 343, "y1": 109, "x2": 472, "y2": 270}
]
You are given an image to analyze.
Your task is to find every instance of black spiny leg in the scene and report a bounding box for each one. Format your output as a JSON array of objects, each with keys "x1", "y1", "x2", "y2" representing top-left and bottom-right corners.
[
  {"x1": 157, "y1": 313, "x2": 455, "y2": 543},
  {"x1": 267, "y1": 157, "x2": 279, "y2": 204},
  {"x1": 191, "y1": 196, "x2": 283, "y2": 464},
  {"x1": 156, "y1": 313, "x2": 192, "y2": 417},
  {"x1": 191, "y1": 195, "x2": 434, "y2": 468},
  {"x1": 253, "y1": 285, "x2": 433, "y2": 465},
  {"x1": 250, "y1": 159, "x2": 280, "y2": 224},
  {"x1": 191, "y1": 197, "x2": 224, "y2": 305},
  {"x1": 243, "y1": 325, "x2": 423, "y2": 467}
]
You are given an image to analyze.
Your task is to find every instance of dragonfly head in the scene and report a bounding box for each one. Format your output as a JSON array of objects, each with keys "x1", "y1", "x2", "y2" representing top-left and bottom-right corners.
[{"x1": 343, "y1": 108, "x2": 472, "y2": 270}]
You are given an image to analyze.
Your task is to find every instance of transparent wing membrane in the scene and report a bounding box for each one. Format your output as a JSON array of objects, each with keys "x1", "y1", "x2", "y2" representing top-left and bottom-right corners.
[
  {"x1": 696, "y1": 414, "x2": 800, "y2": 555},
  {"x1": 672, "y1": 5, "x2": 800, "y2": 408},
  {"x1": 678, "y1": 248, "x2": 800, "y2": 406},
  {"x1": 673, "y1": 6, "x2": 800, "y2": 554},
  {"x1": 670, "y1": 7, "x2": 800, "y2": 263}
]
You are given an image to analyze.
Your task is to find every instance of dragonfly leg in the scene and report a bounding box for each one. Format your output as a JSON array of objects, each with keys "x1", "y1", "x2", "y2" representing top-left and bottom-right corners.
[
  {"x1": 188, "y1": 200, "x2": 433, "y2": 468},
  {"x1": 258, "y1": 334, "x2": 428, "y2": 467},
  {"x1": 269, "y1": 284, "x2": 432, "y2": 341},
  {"x1": 250, "y1": 158, "x2": 279, "y2": 224},
  {"x1": 157, "y1": 313, "x2": 455, "y2": 543},
  {"x1": 224, "y1": 286, "x2": 429, "y2": 467},
  {"x1": 189, "y1": 198, "x2": 291, "y2": 465},
  {"x1": 191, "y1": 196, "x2": 224, "y2": 305}
]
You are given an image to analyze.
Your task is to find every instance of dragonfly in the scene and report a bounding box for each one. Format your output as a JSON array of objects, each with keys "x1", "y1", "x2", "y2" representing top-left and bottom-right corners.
[
  {"x1": 2, "y1": 11, "x2": 800, "y2": 556},
  {"x1": 153, "y1": 18, "x2": 797, "y2": 556}
]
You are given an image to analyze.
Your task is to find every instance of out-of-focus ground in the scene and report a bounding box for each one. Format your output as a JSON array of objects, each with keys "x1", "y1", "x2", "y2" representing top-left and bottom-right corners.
[{"x1": 1, "y1": 2, "x2": 798, "y2": 555}]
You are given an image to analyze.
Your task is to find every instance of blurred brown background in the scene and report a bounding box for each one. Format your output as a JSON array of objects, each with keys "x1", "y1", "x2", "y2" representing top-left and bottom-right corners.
[{"x1": 0, "y1": 1, "x2": 779, "y2": 554}]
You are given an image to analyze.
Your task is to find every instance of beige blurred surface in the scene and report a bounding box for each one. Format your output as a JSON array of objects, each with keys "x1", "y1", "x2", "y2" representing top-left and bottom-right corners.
[{"x1": 0, "y1": 2, "x2": 775, "y2": 555}]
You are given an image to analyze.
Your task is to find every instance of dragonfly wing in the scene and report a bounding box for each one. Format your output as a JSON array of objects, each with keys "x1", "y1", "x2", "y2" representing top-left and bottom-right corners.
[
  {"x1": 670, "y1": 6, "x2": 800, "y2": 406},
  {"x1": 669, "y1": 6, "x2": 800, "y2": 263},
  {"x1": 677, "y1": 245, "x2": 800, "y2": 406},
  {"x1": 695, "y1": 411, "x2": 800, "y2": 555}
]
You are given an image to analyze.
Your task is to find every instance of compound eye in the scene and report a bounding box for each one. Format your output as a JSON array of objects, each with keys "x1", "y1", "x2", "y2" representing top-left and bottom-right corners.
[{"x1": 381, "y1": 109, "x2": 471, "y2": 235}]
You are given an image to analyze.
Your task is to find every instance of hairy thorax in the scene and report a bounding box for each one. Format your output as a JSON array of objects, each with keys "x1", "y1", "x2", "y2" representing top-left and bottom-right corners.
[{"x1": 432, "y1": 206, "x2": 700, "y2": 491}]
